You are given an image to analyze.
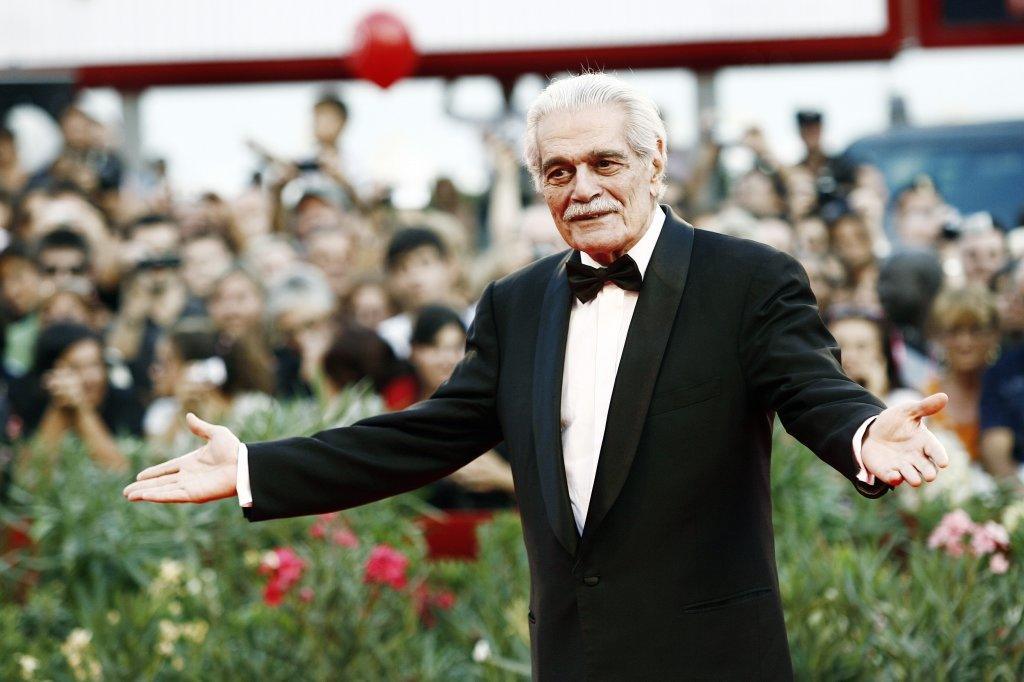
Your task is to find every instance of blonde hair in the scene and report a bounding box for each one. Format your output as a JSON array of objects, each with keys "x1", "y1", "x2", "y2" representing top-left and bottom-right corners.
[{"x1": 929, "y1": 286, "x2": 999, "y2": 334}]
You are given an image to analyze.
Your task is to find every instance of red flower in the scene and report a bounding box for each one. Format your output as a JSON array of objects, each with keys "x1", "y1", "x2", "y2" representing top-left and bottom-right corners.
[
  {"x1": 259, "y1": 547, "x2": 307, "y2": 607},
  {"x1": 411, "y1": 581, "x2": 457, "y2": 628},
  {"x1": 363, "y1": 544, "x2": 408, "y2": 590},
  {"x1": 309, "y1": 521, "x2": 326, "y2": 539},
  {"x1": 332, "y1": 529, "x2": 359, "y2": 548}
]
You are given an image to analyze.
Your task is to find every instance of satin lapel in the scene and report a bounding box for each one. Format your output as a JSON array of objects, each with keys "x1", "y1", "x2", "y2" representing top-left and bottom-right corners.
[
  {"x1": 578, "y1": 208, "x2": 696, "y2": 552},
  {"x1": 532, "y1": 249, "x2": 579, "y2": 557}
]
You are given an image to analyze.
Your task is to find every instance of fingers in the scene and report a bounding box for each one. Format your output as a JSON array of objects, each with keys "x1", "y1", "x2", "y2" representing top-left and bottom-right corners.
[
  {"x1": 897, "y1": 461, "x2": 923, "y2": 487},
  {"x1": 123, "y1": 474, "x2": 178, "y2": 497},
  {"x1": 186, "y1": 412, "x2": 215, "y2": 440},
  {"x1": 922, "y1": 428, "x2": 950, "y2": 469},
  {"x1": 133, "y1": 454, "x2": 185, "y2": 482},
  {"x1": 906, "y1": 393, "x2": 949, "y2": 421},
  {"x1": 126, "y1": 483, "x2": 190, "y2": 503}
]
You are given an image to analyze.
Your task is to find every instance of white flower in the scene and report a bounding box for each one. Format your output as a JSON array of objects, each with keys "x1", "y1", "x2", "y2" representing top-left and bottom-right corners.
[
  {"x1": 159, "y1": 559, "x2": 185, "y2": 584},
  {"x1": 261, "y1": 550, "x2": 280, "y2": 570},
  {"x1": 17, "y1": 654, "x2": 39, "y2": 679},
  {"x1": 472, "y1": 639, "x2": 492, "y2": 663},
  {"x1": 168, "y1": 601, "x2": 183, "y2": 616},
  {"x1": 1002, "y1": 499, "x2": 1024, "y2": 534}
]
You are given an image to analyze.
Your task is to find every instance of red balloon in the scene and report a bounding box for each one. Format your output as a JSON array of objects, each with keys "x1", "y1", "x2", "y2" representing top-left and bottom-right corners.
[{"x1": 348, "y1": 11, "x2": 418, "y2": 89}]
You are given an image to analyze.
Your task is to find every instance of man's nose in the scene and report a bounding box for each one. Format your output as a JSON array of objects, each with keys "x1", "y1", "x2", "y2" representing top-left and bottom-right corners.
[{"x1": 570, "y1": 165, "x2": 601, "y2": 204}]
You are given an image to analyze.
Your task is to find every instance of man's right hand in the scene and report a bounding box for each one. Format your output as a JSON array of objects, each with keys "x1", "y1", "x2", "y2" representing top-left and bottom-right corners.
[{"x1": 123, "y1": 413, "x2": 240, "y2": 504}]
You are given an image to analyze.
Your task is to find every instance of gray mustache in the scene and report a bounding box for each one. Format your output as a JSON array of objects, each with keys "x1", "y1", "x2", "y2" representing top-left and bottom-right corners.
[{"x1": 563, "y1": 198, "x2": 623, "y2": 221}]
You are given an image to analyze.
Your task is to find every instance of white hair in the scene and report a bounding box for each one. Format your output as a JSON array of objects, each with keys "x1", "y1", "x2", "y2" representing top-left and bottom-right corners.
[{"x1": 522, "y1": 72, "x2": 668, "y2": 198}]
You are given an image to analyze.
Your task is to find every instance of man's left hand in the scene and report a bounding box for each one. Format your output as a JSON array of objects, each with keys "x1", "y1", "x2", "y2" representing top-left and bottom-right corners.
[{"x1": 861, "y1": 392, "x2": 951, "y2": 487}]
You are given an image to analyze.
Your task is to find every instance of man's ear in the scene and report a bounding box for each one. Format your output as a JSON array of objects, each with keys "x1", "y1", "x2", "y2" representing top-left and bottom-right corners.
[{"x1": 649, "y1": 138, "x2": 666, "y2": 197}]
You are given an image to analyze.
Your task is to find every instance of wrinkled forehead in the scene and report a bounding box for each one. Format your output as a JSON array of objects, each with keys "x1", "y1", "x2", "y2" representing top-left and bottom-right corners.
[{"x1": 535, "y1": 104, "x2": 631, "y2": 163}]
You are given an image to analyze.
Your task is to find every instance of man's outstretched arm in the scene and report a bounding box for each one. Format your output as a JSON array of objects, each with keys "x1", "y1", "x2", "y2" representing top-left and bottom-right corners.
[
  {"x1": 124, "y1": 282, "x2": 504, "y2": 520},
  {"x1": 738, "y1": 248, "x2": 949, "y2": 496}
]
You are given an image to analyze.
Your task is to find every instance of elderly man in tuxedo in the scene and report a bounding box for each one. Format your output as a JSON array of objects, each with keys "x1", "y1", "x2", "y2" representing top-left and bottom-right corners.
[{"x1": 125, "y1": 73, "x2": 950, "y2": 680}]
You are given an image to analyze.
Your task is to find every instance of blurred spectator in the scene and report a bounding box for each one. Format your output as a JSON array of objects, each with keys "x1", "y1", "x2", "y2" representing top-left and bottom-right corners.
[
  {"x1": 266, "y1": 265, "x2": 337, "y2": 397},
  {"x1": 923, "y1": 287, "x2": 1001, "y2": 464},
  {"x1": 799, "y1": 253, "x2": 845, "y2": 318},
  {"x1": 0, "y1": 127, "x2": 27, "y2": 196},
  {"x1": 877, "y1": 249, "x2": 945, "y2": 390},
  {"x1": 244, "y1": 234, "x2": 301, "y2": 288},
  {"x1": 35, "y1": 227, "x2": 95, "y2": 297},
  {"x1": 39, "y1": 289, "x2": 102, "y2": 330},
  {"x1": 145, "y1": 318, "x2": 275, "y2": 448},
  {"x1": 306, "y1": 225, "x2": 356, "y2": 299},
  {"x1": 794, "y1": 110, "x2": 854, "y2": 194},
  {"x1": 106, "y1": 215, "x2": 189, "y2": 394},
  {"x1": 793, "y1": 216, "x2": 829, "y2": 256},
  {"x1": 0, "y1": 244, "x2": 43, "y2": 378},
  {"x1": 991, "y1": 259, "x2": 1024, "y2": 347},
  {"x1": 827, "y1": 307, "x2": 919, "y2": 406},
  {"x1": 378, "y1": 227, "x2": 471, "y2": 359},
  {"x1": 829, "y1": 212, "x2": 879, "y2": 311},
  {"x1": 892, "y1": 176, "x2": 949, "y2": 249},
  {"x1": 205, "y1": 266, "x2": 278, "y2": 392},
  {"x1": 407, "y1": 304, "x2": 514, "y2": 508},
  {"x1": 180, "y1": 230, "x2": 234, "y2": 313},
  {"x1": 321, "y1": 322, "x2": 406, "y2": 408},
  {"x1": 957, "y1": 212, "x2": 1008, "y2": 288},
  {"x1": 343, "y1": 275, "x2": 398, "y2": 332},
  {"x1": 11, "y1": 322, "x2": 142, "y2": 472},
  {"x1": 979, "y1": 339, "x2": 1024, "y2": 492}
]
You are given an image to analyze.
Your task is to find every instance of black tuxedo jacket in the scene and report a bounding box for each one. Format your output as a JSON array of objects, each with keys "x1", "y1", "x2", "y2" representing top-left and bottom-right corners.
[{"x1": 243, "y1": 206, "x2": 890, "y2": 680}]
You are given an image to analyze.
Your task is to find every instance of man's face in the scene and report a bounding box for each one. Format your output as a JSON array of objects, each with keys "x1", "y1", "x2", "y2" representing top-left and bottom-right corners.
[
  {"x1": 388, "y1": 246, "x2": 453, "y2": 311},
  {"x1": 39, "y1": 247, "x2": 91, "y2": 293},
  {"x1": 0, "y1": 257, "x2": 41, "y2": 316},
  {"x1": 537, "y1": 104, "x2": 661, "y2": 265},
  {"x1": 959, "y1": 230, "x2": 1006, "y2": 286},
  {"x1": 182, "y1": 237, "x2": 232, "y2": 298},
  {"x1": 799, "y1": 122, "x2": 822, "y2": 152},
  {"x1": 314, "y1": 105, "x2": 346, "y2": 147}
]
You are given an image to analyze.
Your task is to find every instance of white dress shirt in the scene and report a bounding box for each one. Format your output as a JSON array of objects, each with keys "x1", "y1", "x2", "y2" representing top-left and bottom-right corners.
[{"x1": 237, "y1": 205, "x2": 876, "y2": 513}]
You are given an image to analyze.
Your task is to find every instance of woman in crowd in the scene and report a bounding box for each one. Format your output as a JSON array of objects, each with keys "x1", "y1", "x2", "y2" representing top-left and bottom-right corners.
[
  {"x1": 407, "y1": 304, "x2": 515, "y2": 508},
  {"x1": 12, "y1": 322, "x2": 143, "y2": 472},
  {"x1": 145, "y1": 317, "x2": 275, "y2": 449},
  {"x1": 923, "y1": 287, "x2": 1002, "y2": 465},
  {"x1": 826, "y1": 306, "x2": 920, "y2": 407}
]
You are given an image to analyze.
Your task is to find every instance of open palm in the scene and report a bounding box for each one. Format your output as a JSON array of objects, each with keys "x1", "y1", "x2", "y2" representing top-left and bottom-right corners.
[
  {"x1": 861, "y1": 392, "x2": 951, "y2": 487},
  {"x1": 123, "y1": 413, "x2": 240, "y2": 504}
]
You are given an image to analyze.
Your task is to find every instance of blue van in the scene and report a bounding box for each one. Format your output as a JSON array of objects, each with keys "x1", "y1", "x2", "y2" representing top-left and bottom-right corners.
[{"x1": 844, "y1": 120, "x2": 1024, "y2": 233}]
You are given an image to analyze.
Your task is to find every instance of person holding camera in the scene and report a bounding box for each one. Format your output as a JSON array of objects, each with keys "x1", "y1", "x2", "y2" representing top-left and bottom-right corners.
[
  {"x1": 12, "y1": 322, "x2": 143, "y2": 474},
  {"x1": 106, "y1": 215, "x2": 188, "y2": 396}
]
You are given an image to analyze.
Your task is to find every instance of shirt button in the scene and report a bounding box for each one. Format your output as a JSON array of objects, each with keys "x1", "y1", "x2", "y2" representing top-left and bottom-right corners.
[{"x1": 583, "y1": 575, "x2": 600, "y2": 587}]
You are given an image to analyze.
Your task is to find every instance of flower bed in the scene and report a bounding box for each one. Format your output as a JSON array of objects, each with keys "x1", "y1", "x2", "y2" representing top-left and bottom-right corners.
[{"x1": 1, "y1": 394, "x2": 1022, "y2": 679}]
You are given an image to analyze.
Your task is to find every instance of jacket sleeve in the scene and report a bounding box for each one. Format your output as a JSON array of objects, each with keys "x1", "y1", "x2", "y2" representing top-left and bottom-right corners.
[
  {"x1": 242, "y1": 282, "x2": 504, "y2": 522},
  {"x1": 737, "y1": 248, "x2": 891, "y2": 499}
]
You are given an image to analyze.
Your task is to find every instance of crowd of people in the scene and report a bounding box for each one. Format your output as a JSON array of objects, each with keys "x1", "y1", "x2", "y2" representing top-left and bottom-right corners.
[{"x1": 0, "y1": 86, "x2": 1022, "y2": 509}]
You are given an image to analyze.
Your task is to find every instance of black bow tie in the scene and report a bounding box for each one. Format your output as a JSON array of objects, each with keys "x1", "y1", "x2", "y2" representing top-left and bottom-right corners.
[{"x1": 565, "y1": 252, "x2": 643, "y2": 303}]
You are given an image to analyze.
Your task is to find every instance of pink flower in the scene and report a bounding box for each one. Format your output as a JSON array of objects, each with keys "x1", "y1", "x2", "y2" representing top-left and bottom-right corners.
[
  {"x1": 309, "y1": 520, "x2": 326, "y2": 539},
  {"x1": 928, "y1": 509, "x2": 976, "y2": 557},
  {"x1": 299, "y1": 587, "x2": 315, "y2": 602},
  {"x1": 971, "y1": 521, "x2": 1011, "y2": 556},
  {"x1": 332, "y1": 529, "x2": 360, "y2": 548},
  {"x1": 363, "y1": 544, "x2": 408, "y2": 590},
  {"x1": 990, "y1": 553, "x2": 1010, "y2": 575}
]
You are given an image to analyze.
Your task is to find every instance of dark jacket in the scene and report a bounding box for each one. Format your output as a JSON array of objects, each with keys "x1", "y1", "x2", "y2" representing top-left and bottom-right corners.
[{"x1": 242, "y1": 206, "x2": 890, "y2": 680}]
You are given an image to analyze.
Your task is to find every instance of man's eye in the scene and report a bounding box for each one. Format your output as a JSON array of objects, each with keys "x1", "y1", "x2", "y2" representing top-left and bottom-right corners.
[
  {"x1": 596, "y1": 159, "x2": 618, "y2": 170},
  {"x1": 547, "y1": 169, "x2": 569, "y2": 181}
]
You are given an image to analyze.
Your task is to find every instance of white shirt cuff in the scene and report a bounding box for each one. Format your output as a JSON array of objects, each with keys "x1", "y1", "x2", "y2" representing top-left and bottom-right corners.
[
  {"x1": 236, "y1": 442, "x2": 253, "y2": 507},
  {"x1": 852, "y1": 415, "x2": 878, "y2": 485}
]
